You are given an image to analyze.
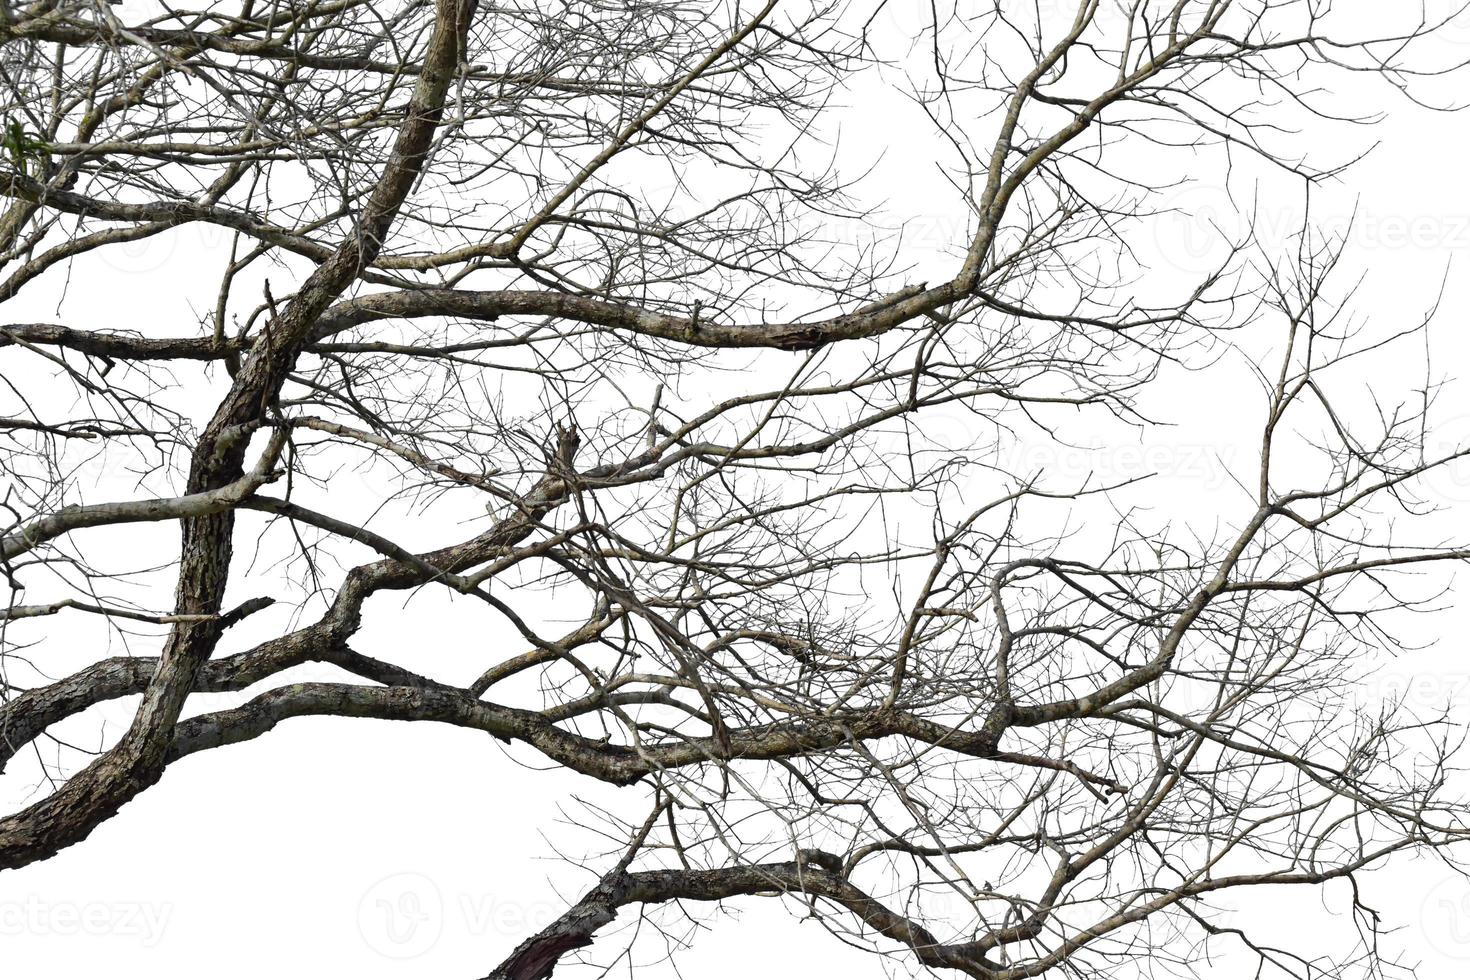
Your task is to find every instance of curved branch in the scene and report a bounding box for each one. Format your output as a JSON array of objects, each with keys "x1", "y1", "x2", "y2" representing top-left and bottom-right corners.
[{"x1": 485, "y1": 851, "x2": 995, "y2": 980}]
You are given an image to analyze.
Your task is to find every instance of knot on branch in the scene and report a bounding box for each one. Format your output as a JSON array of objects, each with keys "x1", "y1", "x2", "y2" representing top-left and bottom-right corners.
[{"x1": 796, "y1": 848, "x2": 845, "y2": 876}]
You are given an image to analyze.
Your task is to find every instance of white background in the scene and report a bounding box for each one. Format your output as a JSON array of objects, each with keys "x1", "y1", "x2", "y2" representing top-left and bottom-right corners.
[{"x1": 3, "y1": 1, "x2": 1470, "y2": 977}]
